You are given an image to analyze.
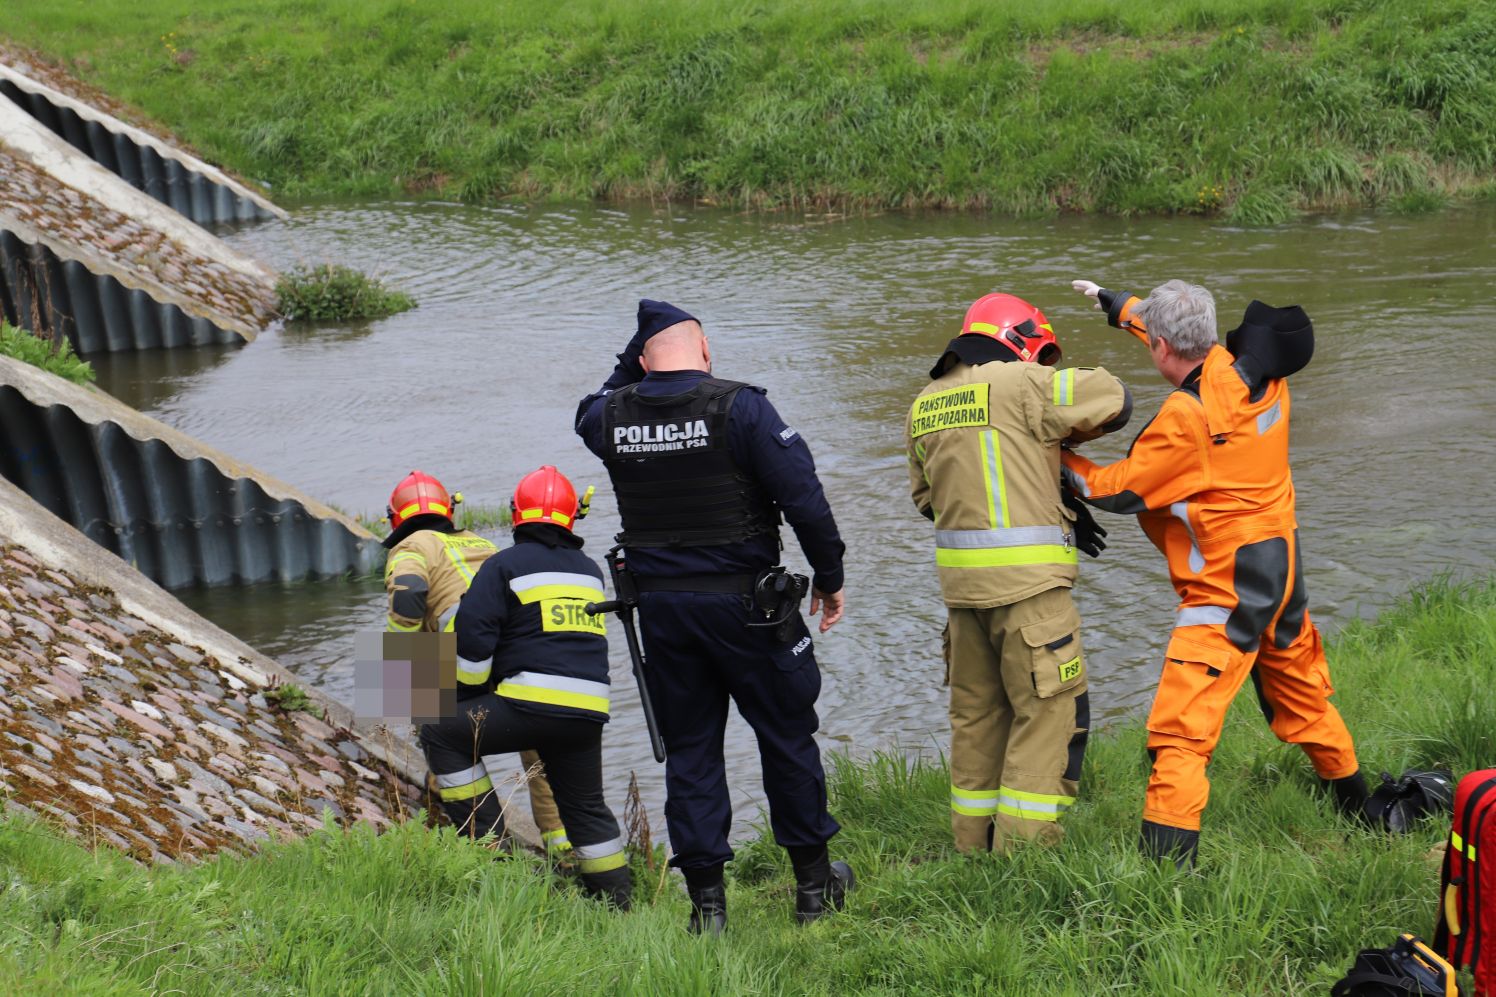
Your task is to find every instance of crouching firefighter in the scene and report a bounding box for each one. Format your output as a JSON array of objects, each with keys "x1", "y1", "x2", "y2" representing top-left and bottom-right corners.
[
  {"x1": 907, "y1": 293, "x2": 1131, "y2": 853},
  {"x1": 575, "y1": 299, "x2": 852, "y2": 933},
  {"x1": 418, "y1": 466, "x2": 632, "y2": 908},
  {"x1": 1065, "y1": 278, "x2": 1372, "y2": 867},
  {"x1": 382, "y1": 470, "x2": 570, "y2": 854}
]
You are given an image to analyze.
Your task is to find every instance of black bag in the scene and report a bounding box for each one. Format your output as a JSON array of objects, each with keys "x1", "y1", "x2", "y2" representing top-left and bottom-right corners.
[
  {"x1": 1365, "y1": 770, "x2": 1456, "y2": 834},
  {"x1": 1331, "y1": 934, "x2": 1458, "y2": 996}
]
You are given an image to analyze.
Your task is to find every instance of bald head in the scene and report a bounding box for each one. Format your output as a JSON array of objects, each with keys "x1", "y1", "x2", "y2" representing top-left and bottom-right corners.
[{"x1": 641, "y1": 320, "x2": 710, "y2": 373}]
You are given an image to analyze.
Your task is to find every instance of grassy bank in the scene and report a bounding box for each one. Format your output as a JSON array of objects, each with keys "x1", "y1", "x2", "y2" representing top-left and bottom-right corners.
[
  {"x1": 5, "y1": 1, "x2": 1496, "y2": 220},
  {"x1": 2, "y1": 577, "x2": 1491, "y2": 993},
  {"x1": 0, "y1": 322, "x2": 94, "y2": 385}
]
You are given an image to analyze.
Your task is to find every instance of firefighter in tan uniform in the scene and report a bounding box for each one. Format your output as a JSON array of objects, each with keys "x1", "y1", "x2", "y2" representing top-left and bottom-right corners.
[
  {"x1": 907, "y1": 294, "x2": 1131, "y2": 853},
  {"x1": 382, "y1": 470, "x2": 569, "y2": 850}
]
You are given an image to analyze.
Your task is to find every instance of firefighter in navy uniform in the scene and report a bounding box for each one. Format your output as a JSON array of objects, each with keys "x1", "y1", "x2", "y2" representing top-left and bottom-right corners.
[
  {"x1": 575, "y1": 299, "x2": 851, "y2": 933},
  {"x1": 420, "y1": 465, "x2": 632, "y2": 908},
  {"x1": 381, "y1": 470, "x2": 570, "y2": 853}
]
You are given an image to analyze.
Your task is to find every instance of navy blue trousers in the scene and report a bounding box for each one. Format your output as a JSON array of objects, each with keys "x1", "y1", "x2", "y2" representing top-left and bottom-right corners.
[{"x1": 637, "y1": 590, "x2": 840, "y2": 869}]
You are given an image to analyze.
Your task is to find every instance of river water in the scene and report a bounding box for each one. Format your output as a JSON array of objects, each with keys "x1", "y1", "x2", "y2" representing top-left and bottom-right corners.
[{"x1": 91, "y1": 201, "x2": 1496, "y2": 841}]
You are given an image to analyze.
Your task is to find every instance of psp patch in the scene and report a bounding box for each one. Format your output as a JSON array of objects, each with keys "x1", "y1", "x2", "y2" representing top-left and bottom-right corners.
[
  {"x1": 911, "y1": 383, "x2": 991, "y2": 438},
  {"x1": 540, "y1": 599, "x2": 607, "y2": 635},
  {"x1": 1058, "y1": 656, "x2": 1083, "y2": 684}
]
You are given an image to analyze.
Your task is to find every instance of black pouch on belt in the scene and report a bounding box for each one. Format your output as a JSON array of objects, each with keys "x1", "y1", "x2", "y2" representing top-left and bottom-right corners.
[{"x1": 749, "y1": 566, "x2": 810, "y2": 643}]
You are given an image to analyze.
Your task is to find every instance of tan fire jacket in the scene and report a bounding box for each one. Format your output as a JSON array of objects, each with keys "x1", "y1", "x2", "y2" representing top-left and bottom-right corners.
[
  {"x1": 384, "y1": 528, "x2": 499, "y2": 633},
  {"x1": 907, "y1": 360, "x2": 1128, "y2": 609}
]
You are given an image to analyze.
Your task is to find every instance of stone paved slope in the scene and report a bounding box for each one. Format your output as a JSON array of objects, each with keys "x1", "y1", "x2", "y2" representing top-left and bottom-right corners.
[{"x1": 0, "y1": 543, "x2": 423, "y2": 862}]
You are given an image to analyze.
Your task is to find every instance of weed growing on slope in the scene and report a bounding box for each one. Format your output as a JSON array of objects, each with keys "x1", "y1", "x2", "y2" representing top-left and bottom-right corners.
[{"x1": 0, "y1": 322, "x2": 94, "y2": 384}]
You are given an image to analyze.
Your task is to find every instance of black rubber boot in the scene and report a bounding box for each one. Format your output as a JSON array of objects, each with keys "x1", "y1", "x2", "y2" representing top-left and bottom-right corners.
[
  {"x1": 1140, "y1": 820, "x2": 1200, "y2": 870},
  {"x1": 581, "y1": 867, "x2": 633, "y2": 911},
  {"x1": 684, "y1": 865, "x2": 727, "y2": 936},
  {"x1": 793, "y1": 857, "x2": 855, "y2": 924},
  {"x1": 1323, "y1": 770, "x2": 1372, "y2": 825}
]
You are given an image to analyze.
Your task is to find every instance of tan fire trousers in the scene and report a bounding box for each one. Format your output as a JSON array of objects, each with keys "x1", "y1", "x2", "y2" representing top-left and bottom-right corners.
[
  {"x1": 520, "y1": 749, "x2": 567, "y2": 846},
  {"x1": 947, "y1": 585, "x2": 1090, "y2": 853}
]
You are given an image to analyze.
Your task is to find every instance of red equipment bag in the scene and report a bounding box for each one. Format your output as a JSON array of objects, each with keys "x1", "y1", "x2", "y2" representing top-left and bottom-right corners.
[{"x1": 1436, "y1": 768, "x2": 1496, "y2": 995}]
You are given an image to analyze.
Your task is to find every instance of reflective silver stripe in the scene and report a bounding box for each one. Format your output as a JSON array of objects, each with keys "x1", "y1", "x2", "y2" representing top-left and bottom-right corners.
[
  {"x1": 507, "y1": 572, "x2": 603, "y2": 595},
  {"x1": 998, "y1": 793, "x2": 1068, "y2": 815},
  {"x1": 574, "y1": 835, "x2": 624, "y2": 859},
  {"x1": 437, "y1": 606, "x2": 458, "y2": 632},
  {"x1": 435, "y1": 763, "x2": 488, "y2": 789},
  {"x1": 1169, "y1": 502, "x2": 1205, "y2": 573},
  {"x1": 935, "y1": 526, "x2": 1069, "y2": 549},
  {"x1": 1257, "y1": 401, "x2": 1282, "y2": 436},
  {"x1": 456, "y1": 656, "x2": 490, "y2": 683},
  {"x1": 1061, "y1": 466, "x2": 1091, "y2": 498},
  {"x1": 1175, "y1": 605, "x2": 1232, "y2": 628},
  {"x1": 504, "y1": 671, "x2": 610, "y2": 700}
]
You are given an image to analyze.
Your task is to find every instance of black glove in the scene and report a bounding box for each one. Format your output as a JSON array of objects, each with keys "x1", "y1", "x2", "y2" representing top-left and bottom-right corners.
[{"x1": 1062, "y1": 488, "x2": 1107, "y2": 558}]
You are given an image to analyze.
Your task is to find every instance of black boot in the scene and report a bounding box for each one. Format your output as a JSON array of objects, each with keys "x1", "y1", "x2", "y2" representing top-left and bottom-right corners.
[
  {"x1": 684, "y1": 865, "x2": 727, "y2": 935},
  {"x1": 1140, "y1": 820, "x2": 1199, "y2": 870},
  {"x1": 789, "y1": 844, "x2": 855, "y2": 924},
  {"x1": 581, "y1": 867, "x2": 633, "y2": 911},
  {"x1": 1323, "y1": 770, "x2": 1372, "y2": 825}
]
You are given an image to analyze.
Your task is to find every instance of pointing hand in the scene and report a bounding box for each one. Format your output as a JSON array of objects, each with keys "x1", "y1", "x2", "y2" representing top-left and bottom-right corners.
[{"x1": 1071, "y1": 279, "x2": 1103, "y2": 309}]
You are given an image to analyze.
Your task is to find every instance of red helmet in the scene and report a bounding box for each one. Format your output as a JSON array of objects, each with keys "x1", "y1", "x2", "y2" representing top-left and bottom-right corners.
[
  {"x1": 511, "y1": 465, "x2": 582, "y2": 532},
  {"x1": 387, "y1": 471, "x2": 454, "y2": 531},
  {"x1": 961, "y1": 293, "x2": 1061, "y2": 365}
]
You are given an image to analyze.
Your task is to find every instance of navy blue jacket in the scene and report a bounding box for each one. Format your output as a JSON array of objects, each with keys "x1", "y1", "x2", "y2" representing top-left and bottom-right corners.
[
  {"x1": 454, "y1": 530, "x2": 612, "y2": 722},
  {"x1": 576, "y1": 367, "x2": 845, "y2": 593}
]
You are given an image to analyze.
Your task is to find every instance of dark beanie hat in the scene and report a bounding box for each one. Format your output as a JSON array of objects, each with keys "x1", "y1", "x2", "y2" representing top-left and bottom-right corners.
[{"x1": 636, "y1": 299, "x2": 699, "y2": 343}]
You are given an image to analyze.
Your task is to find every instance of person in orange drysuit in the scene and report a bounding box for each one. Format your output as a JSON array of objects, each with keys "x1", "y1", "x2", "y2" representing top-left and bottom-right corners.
[{"x1": 1060, "y1": 278, "x2": 1369, "y2": 866}]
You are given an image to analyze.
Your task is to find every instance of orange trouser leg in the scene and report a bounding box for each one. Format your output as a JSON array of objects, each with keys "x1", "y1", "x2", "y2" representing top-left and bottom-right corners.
[
  {"x1": 1252, "y1": 613, "x2": 1359, "y2": 780},
  {"x1": 1143, "y1": 626, "x2": 1256, "y2": 832}
]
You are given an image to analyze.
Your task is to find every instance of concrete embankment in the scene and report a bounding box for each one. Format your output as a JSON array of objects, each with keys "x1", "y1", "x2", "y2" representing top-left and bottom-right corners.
[
  {"x1": 0, "y1": 353, "x2": 382, "y2": 589},
  {"x1": 0, "y1": 58, "x2": 284, "y2": 226},
  {"x1": 0, "y1": 474, "x2": 432, "y2": 862},
  {"x1": 0, "y1": 91, "x2": 277, "y2": 353}
]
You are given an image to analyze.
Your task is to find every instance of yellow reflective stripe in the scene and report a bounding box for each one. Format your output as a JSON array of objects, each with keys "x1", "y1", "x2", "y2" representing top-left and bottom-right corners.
[
  {"x1": 440, "y1": 539, "x2": 476, "y2": 586},
  {"x1": 513, "y1": 583, "x2": 605, "y2": 605},
  {"x1": 1452, "y1": 831, "x2": 1476, "y2": 862},
  {"x1": 1053, "y1": 368, "x2": 1075, "y2": 406},
  {"x1": 980, "y1": 430, "x2": 1010, "y2": 528},
  {"x1": 1002, "y1": 787, "x2": 1076, "y2": 807},
  {"x1": 385, "y1": 616, "x2": 421, "y2": 633},
  {"x1": 397, "y1": 502, "x2": 421, "y2": 520},
  {"x1": 578, "y1": 851, "x2": 627, "y2": 873},
  {"x1": 389, "y1": 551, "x2": 427, "y2": 568},
  {"x1": 428, "y1": 502, "x2": 449, "y2": 517},
  {"x1": 967, "y1": 322, "x2": 1001, "y2": 335},
  {"x1": 998, "y1": 802, "x2": 1059, "y2": 822},
  {"x1": 936, "y1": 545, "x2": 1078, "y2": 568},
  {"x1": 497, "y1": 682, "x2": 610, "y2": 716},
  {"x1": 950, "y1": 786, "x2": 1000, "y2": 816},
  {"x1": 980, "y1": 432, "x2": 998, "y2": 529},
  {"x1": 542, "y1": 829, "x2": 572, "y2": 851},
  {"x1": 439, "y1": 774, "x2": 493, "y2": 802}
]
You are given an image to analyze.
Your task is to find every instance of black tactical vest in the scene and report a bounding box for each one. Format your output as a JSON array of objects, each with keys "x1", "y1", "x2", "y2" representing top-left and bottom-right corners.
[{"x1": 600, "y1": 377, "x2": 780, "y2": 547}]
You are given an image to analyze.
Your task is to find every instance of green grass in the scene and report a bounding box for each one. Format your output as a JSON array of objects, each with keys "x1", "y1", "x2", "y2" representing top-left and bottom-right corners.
[
  {"x1": 261, "y1": 681, "x2": 325, "y2": 719},
  {"x1": 274, "y1": 265, "x2": 415, "y2": 322},
  {"x1": 5, "y1": 574, "x2": 1490, "y2": 988},
  {"x1": 355, "y1": 504, "x2": 512, "y2": 541},
  {"x1": 1, "y1": 576, "x2": 1491, "y2": 993},
  {"x1": 0, "y1": 322, "x2": 94, "y2": 384},
  {"x1": 6, "y1": 0, "x2": 1496, "y2": 217}
]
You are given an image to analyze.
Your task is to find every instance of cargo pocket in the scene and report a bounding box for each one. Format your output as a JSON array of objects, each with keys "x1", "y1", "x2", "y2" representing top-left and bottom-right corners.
[
  {"x1": 1021, "y1": 604, "x2": 1085, "y2": 699},
  {"x1": 1146, "y1": 634, "x2": 1234, "y2": 741},
  {"x1": 770, "y1": 620, "x2": 821, "y2": 713}
]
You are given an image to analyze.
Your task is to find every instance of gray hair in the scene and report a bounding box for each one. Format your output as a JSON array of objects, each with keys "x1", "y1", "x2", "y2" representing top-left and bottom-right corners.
[{"x1": 1133, "y1": 280, "x2": 1217, "y2": 360}]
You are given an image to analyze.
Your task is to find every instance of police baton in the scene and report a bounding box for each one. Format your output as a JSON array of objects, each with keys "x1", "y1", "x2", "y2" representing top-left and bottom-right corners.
[{"x1": 587, "y1": 547, "x2": 666, "y2": 763}]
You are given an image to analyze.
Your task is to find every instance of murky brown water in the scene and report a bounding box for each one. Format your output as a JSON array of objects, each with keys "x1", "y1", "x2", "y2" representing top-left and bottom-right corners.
[{"x1": 92, "y1": 201, "x2": 1496, "y2": 840}]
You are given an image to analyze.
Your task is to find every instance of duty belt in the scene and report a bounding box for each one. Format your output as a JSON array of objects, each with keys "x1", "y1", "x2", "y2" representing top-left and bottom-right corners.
[{"x1": 632, "y1": 573, "x2": 759, "y2": 596}]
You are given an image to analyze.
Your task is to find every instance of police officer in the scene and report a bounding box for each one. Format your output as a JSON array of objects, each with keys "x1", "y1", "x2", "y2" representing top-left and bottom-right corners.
[
  {"x1": 575, "y1": 299, "x2": 851, "y2": 933},
  {"x1": 381, "y1": 470, "x2": 569, "y2": 852},
  {"x1": 907, "y1": 294, "x2": 1131, "y2": 854},
  {"x1": 421, "y1": 465, "x2": 631, "y2": 907}
]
